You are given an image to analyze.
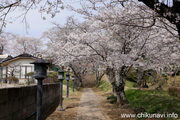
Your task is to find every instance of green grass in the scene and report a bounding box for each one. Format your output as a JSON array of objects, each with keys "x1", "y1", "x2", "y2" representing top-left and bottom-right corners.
[
  {"x1": 98, "y1": 80, "x2": 112, "y2": 92},
  {"x1": 98, "y1": 73, "x2": 137, "y2": 92},
  {"x1": 62, "y1": 72, "x2": 77, "y2": 94},
  {"x1": 125, "y1": 80, "x2": 136, "y2": 89},
  {"x1": 126, "y1": 89, "x2": 180, "y2": 119},
  {"x1": 107, "y1": 94, "x2": 117, "y2": 104},
  {"x1": 62, "y1": 72, "x2": 75, "y2": 88},
  {"x1": 63, "y1": 80, "x2": 74, "y2": 88},
  {"x1": 63, "y1": 80, "x2": 77, "y2": 94},
  {"x1": 98, "y1": 74, "x2": 112, "y2": 92}
]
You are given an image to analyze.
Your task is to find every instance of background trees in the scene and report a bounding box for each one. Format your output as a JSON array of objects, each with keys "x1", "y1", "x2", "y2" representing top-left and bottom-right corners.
[
  {"x1": 0, "y1": 33, "x2": 44, "y2": 56},
  {"x1": 0, "y1": 35, "x2": 7, "y2": 55},
  {"x1": 0, "y1": 32, "x2": 15, "y2": 55},
  {"x1": 11, "y1": 36, "x2": 43, "y2": 56}
]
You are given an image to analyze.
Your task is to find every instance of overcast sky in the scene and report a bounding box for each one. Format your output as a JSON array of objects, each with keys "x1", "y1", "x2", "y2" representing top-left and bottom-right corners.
[{"x1": 4, "y1": 1, "x2": 83, "y2": 38}]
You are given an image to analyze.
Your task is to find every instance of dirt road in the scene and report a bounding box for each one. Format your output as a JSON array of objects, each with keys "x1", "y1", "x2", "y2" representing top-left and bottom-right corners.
[{"x1": 77, "y1": 88, "x2": 111, "y2": 120}]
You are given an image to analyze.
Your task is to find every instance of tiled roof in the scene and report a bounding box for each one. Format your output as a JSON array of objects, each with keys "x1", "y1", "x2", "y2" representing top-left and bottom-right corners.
[
  {"x1": 0, "y1": 58, "x2": 4, "y2": 63},
  {"x1": 0, "y1": 53, "x2": 36, "y2": 64},
  {"x1": 0, "y1": 56, "x2": 13, "y2": 63},
  {"x1": 15, "y1": 53, "x2": 34, "y2": 58}
]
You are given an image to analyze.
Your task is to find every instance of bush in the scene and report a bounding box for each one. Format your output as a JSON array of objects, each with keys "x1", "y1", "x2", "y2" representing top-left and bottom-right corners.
[
  {"x1": 133, "y1": 83, "x2": 138, "y2": 88},
  {"x1": 126, "y1": 68, "x2": 137, "y2": 82},
  {"x1": 7, "y1": 76, "x2": 19, "y2": 84},
  {"x1": 168, "y1": 87, "x2": 180, "y2": 98},
  {"x1": 25, "y1": 72, "x2": 34, "y2": 76},
  {"x1": 25, "y1": 72, "x2": 35, "y2": 85},
  {"x1": 107, "y1": 94, "x2": 117, "y2": 104},
  {"x1": 162, "y1": 74, "x2": 168, "y2": 81},
  {"x1": 47, "y1": 71, "x2": 58, "y2": 77},
  {"x1": 172, "y1": 70, "x2": 180, "y2": 76}
]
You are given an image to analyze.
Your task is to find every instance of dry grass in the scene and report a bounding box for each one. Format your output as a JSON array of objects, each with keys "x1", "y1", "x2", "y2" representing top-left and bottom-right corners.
[
  {"x1": 47, "y1": 74, "x2": 137, "y2": 120},
  {"x1": 167, "y1": 75, "x2": 180, "y2": 86},
  {"x1": 47, "y1": 89, "x2": 83, "y2": 120},
  {"x1": 93, "y1": 88, "x2": 135, "y2": 120}
]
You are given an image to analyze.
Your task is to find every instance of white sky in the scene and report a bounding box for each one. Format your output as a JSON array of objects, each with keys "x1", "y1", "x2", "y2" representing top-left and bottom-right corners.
[
  {"x1": 3, "y1": 0, "x2": 172, "y2": 39},
  {"x1": 4, "y1": 1, "x2": 83, "y2": 38}
]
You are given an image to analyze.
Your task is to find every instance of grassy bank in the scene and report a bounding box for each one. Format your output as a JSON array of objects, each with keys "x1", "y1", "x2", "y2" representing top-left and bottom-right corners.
[
  {"x1": 98, "y1": 74, "x2": 136, "y2": 92},
  {"x1": 98, "y1": 74, "x2": 180, "y2": 119},
  {"x1": 126, "y1": 89, "x2": 180, "y2": 119},
  {"x1": 98, "y1": 75, "x2": 112, "y2": 92}
]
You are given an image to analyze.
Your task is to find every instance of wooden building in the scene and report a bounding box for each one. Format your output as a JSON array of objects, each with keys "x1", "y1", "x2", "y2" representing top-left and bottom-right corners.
[{"x1": 0, "y1": 53, "x2": 36, "y2": 83}]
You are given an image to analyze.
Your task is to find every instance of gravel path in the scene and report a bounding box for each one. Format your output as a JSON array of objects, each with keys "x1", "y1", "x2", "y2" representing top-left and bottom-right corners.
[{"x1": 77, "y1": 88, "x2": 111, "y2": 120}]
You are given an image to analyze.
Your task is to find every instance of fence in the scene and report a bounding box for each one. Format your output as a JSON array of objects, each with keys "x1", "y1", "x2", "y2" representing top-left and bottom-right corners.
[
  {"x1": 0, "y1": 83, "x2": 60, "y2": 120},
  {"x1": 43, "y1": 76, "x2": 59, "y2": 84}
]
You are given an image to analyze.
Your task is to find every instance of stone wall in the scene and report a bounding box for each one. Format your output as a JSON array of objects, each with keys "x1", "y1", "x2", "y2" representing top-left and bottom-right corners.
[{"x1": 0, "y1": 83, "x2": 60, "y2": 120}]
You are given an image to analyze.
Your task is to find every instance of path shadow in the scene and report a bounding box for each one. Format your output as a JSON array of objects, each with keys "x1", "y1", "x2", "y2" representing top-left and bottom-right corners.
[{"x1": 66, "y1": 103, "x2": 78, "y2": 109}]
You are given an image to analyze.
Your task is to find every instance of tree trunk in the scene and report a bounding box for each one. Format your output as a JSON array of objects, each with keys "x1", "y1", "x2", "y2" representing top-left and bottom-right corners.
[
  {"x1": 176, "y1": 23, "x2": 180, "y2": 39},
  {"x1": 115, "y1": 67, "x2": 128, "y2": 105},
  {"x1": 173, "y1": 71, "x2": 177, "y2": 85},
  {"x1": 96, "y1": 70, "x2": 100, "y2": 87},
  {"x1": 76, "y1": 78, "x2": 83, "y2": 91},
  {"x1": 96, "y1": 70, "x2": 105, "y2": 88},
  {"x1": 106, "y1": 67, "x2": 128, "y2": 105},
  {"x1": 169, "y1": 73, "x2": 172, "y2": 82},
  {"x1": 115, "y1": 74, "x2": 128, "y2": 105},
  {"x1": 0, "y1": 46, "x2": 4, "y2": 55},
  {"x1": 115, "y1": 86, "x2": 128, "y2": 105},
  {"x1": 106, "y1": 68, "x2": 116, "y2": 96},
  {"x1": 137, "y1": 69, "x2": 142, "y2": 89},
  {"x1": 111, "y1": 82, "x2": 117, "y2": 97}
]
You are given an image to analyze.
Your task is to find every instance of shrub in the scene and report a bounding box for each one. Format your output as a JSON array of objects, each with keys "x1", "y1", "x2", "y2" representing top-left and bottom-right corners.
[
  {"x1": 172, "y1": 70, "x2": 180, "y2": 76},
  {"x1": 47, "y1": 71, "x2": 58, "y2": 77},
  {"x1": 162, "y1": 74, "x2": 168, "y2": 80},
  {"x1": 168, "y1": 87, "x2": 180, "y2": 98},
  {"x1": 25, "y1": 72, "x2": 35, "y2": 85},
  {"x1": 7, "y1": 76, "x2": 19, "y2": 84},
  {"x1": 25, "y1": 72, "x2": 34, "y2": 76},
  {"x1": 133, "y1": 83, "x2": 138, "y2": 88},
  {"x1": 126, "y1": 68, "x2": 137, "y2": 82},
  {"x1": 107, "y1": 94, "x2": 117, "y2": 104}
]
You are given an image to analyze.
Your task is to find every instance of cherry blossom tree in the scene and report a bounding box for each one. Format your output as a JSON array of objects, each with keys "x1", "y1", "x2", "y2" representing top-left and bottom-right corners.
[
  {"x1": 137, "y1": 0, "x2": 180, "y2": 37},
  {"x1": 69, "y1": 58, "x2": 95, "y2": 90},
  {"x1": 70, "y1": 0, "x2": 180, "y2": 38},
  {"x1": 0, "y1": 0, "x2": 63, "y2": 32},
  {"x1": 81, "y1": 3, "x2": 178, "y2": 104},
  {"x1": 1, "y1": 0, "x2": 179, "y2": 39},
  {"x1": 42, "y1": 1, "x2": 180, "y2": 105},
  {"x1": 11, "y1": 36, "x2": 43, "y2": 56},
  {"x1": 43, "y1": 19, "x2": 96, "y2": 89},
  {"x1": 0, "y1": 35, "x2": 7, "y2": 55},
  {"x1": 0, "y1": 32, "x2": 15, "y2": 54}
]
